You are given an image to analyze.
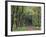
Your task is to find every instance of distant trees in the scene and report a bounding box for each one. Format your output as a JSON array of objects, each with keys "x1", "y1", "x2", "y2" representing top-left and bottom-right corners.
[{"x1": 11, "y1": 6, "x2": 41, "y2": 31}]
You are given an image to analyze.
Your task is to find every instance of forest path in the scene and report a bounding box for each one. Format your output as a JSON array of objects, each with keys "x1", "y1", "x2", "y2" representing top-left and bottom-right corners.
[
  {"x1": 27, "y1": 25, "x2": 34, "y2": 31},
  {"x1": 27, "y1": 25, "x2": 40, "y2": 31}
]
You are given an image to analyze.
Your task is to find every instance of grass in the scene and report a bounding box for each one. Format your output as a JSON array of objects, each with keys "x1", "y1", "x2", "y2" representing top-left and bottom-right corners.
[
  {"x1": 12, "y1": 26, "x2": 40, "y2": 31},
  {"x1": 13, "y1": 26, "x2": 28, "y2": 31}
]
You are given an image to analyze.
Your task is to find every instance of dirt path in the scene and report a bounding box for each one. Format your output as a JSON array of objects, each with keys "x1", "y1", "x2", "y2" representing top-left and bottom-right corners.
[
  {"x1": 27, "y1": 25, "x2": 34, "y2": 31},
  {"x1": 27, "y1": 25, "x2": 40, "y2": 31}
]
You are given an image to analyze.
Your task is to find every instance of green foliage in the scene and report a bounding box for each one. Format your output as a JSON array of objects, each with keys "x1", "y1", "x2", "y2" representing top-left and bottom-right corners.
[
  {"x1": 11, "y1": 6, "x2": 41, "y2": 31},
  {"x1": 31, "y1": 7, "x2": 41, "y2": 27}
]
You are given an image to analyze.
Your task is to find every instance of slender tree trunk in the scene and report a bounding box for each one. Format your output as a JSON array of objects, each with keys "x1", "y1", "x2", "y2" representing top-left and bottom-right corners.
[
  {"x1": 11, "y1": 6, "x2": 15, "y2": 31},
  {"x1": 16, "y1": 6, "x2": 19, "y2": 28}
]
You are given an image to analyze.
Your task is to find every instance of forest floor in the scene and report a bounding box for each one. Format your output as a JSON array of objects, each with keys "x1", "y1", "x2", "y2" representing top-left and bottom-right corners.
[
  {"x1": 27, "y1": 25, "x2": 34, "y2": 31},
  {"x1": 27, "y1": 25, "x2": 40, "y2": 31},
  {"x1": 13, "y1": 25, "x2": 40, "y2": 31}
]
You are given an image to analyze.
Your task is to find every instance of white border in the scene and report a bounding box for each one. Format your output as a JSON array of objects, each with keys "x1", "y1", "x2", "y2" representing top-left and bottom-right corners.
[{"x1": 7, "y1": 2, "x2": 44, "y2": 35}]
